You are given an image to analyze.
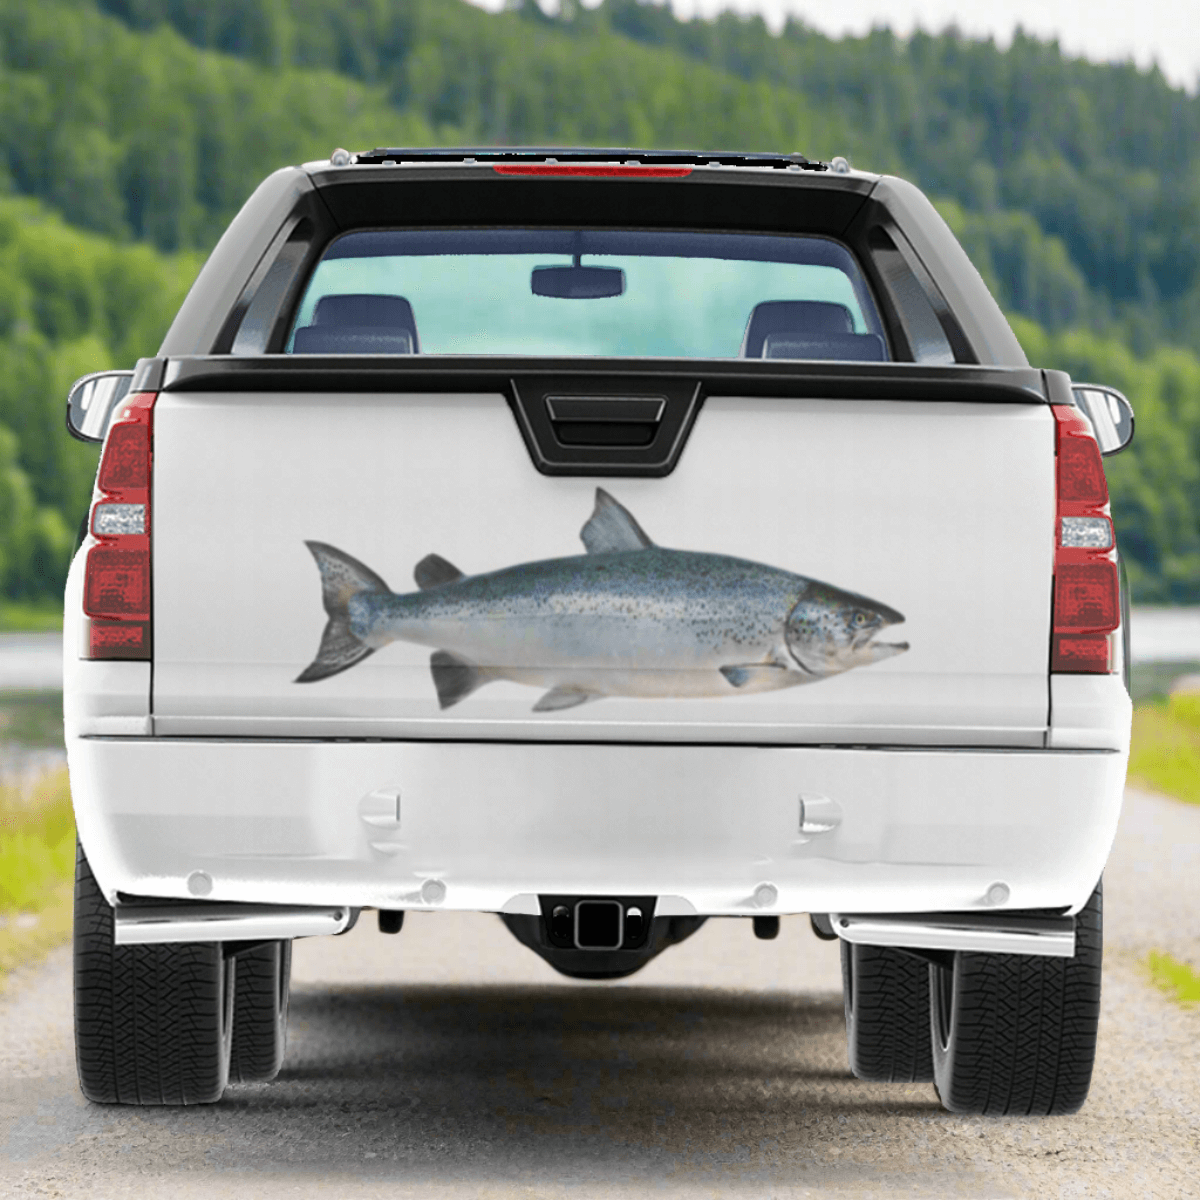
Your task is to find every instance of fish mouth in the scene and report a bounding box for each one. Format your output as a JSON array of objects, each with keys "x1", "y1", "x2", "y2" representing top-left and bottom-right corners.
[
  {"x1": 853, "y1": 616, "x2": 905, "y2": 649},
  {"x1": 858, "y1": 633, "x2": 909, "y2": 660},
  {"x1": 853, "y1": 617, "x2": 908, "y2": 659}
]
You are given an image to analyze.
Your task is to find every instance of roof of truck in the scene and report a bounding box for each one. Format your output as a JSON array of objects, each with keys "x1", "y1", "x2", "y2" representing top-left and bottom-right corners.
[{"x1": 300, "y1": 146, "x2": 879, "y2": 181}]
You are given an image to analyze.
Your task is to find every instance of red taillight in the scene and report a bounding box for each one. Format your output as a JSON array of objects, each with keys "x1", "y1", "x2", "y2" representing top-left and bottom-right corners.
[
  {"x1": 83, "y1": 547, "x2": 149, "y2": 618},
  {"x1": 1056, "y1": 407, "x2": 1108, "y2": 504},
  {"x1": 97, "y1": 422, "x2": 150, "y2": 491},
  {"x1": 492, "y1": 164, "x2": 693, "y2": 178},
  {"x1": 83, "y1": 392, "x2": 155, "y2": 660},
  {"x1": 1052, "y1": 634, "x2": 1111, "y2": 673},
  {"x1": 87, "y1": 620, "x2": 150, "y2": 659},
  {"x1": 1054, "y1": 562, "x2": 1119, "y2": 629},
  {"x1": 1051, "y1": 404, "x2": 1118, "y2": 673}
]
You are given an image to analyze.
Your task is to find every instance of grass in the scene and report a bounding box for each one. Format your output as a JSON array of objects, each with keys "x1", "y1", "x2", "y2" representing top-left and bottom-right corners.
[
  {"x1": 0, "y1": 766, "x2": 75, "y2": 984},
  {"x1": 0, "y1": 601, "x2": 62, "y2": 632},
  {"x1": 1128, "y1": 692, "x2": 1200, "y2": 805},
  {"x1": 1144, "y1": 951, "x2": 1200, "y2": 1007},
  {"x1": 0, "y1": 767, "x2": 75, "y2": 911}
]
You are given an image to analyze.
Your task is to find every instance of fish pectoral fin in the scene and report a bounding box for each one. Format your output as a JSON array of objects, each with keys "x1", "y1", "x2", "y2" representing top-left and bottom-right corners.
[
  {"x1": 532, "y1": 686, "x2": 598, "y2": 713},
  {"x1": 580, "y1": 488, "x2": 656, "y2": 554},
  {"x1": 720, "y1": 663, "x2": 789, "y2": 689},
  {"x1": 414, "y1": 553, "x2": 465, "y2": 590},
  {"x1": 430, "y1": 650, "x2": 491, "y2": 709}
]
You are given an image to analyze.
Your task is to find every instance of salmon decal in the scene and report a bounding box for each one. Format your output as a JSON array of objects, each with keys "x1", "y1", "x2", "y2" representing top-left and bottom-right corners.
[{"x1": 296, "y1": 490, "x2": 908, "y2": 710}]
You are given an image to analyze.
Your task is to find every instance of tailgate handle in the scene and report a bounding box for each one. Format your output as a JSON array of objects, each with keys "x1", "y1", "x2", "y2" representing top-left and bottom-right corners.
[{"x1": 545, "y1": 395, "x2": 666, "y2": 447}]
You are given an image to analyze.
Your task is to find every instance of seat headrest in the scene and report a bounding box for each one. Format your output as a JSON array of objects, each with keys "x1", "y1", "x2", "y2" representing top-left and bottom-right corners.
[
  {"x1": 740, "y1": 301, "x2": 855, "y2": 358},
  {"x1": 306, "y1": 293, "x2": 420, "y2": 353},
  {"x1": 314, "y1": 294, "x2": 414, "y2": 328}
]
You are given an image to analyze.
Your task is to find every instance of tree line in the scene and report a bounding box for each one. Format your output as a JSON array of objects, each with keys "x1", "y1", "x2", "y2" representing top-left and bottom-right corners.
[
  {"x1": 0, "y1": 199, "x2": 201, "y2": 600},
  {"x1": 4, "y1": 0, "x2": 1196, "y2": 348}
]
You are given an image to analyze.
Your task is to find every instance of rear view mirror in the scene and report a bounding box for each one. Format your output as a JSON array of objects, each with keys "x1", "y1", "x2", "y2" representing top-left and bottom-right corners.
[
  {"x1": 532, "y1": 264, "x2": 625, "y2": 299},
  {"x1": 1072, "y1": 384, "x2": 1135, "y2": 456},
  {"x1": 66, "y1": 371, "x2": 134, "y2": 443}
]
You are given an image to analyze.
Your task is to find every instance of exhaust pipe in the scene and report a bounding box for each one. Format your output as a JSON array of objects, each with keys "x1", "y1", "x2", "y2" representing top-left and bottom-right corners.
[
  {"x1": 114, "y1": 903, "x2": 352, "y2": 945},
  {"x1": 831, "y1": 911, "x2": 1075, "y2": 958}
]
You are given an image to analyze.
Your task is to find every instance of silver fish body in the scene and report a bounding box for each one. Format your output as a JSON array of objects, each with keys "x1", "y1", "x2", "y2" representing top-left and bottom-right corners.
[
  {"x1": 297, "y1": 489, "x2": 908, "y2": 711},
  {"x1": 350, "y1": 548, "x2": 810, "y2": 699}
]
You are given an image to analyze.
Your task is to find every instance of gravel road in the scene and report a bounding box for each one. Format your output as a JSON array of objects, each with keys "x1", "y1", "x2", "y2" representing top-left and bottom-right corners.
[{"x1": 1, "y1": 784, "x2": 1198, "y2": 1200}]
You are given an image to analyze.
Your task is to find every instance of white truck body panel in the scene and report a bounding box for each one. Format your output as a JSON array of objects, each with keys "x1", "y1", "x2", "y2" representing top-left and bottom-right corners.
[{"x1": 150, "y1": 392, "x2": 1056, "y2": 745}]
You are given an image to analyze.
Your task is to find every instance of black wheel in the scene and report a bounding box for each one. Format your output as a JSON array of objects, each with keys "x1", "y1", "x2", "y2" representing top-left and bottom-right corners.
[
  {"x1": 930, "y1": 881, "x2": 1103, "y2": 1116},
  {"x1": 841, "y1": 939, "x2": 935, "y2": 1082},
  {"x1": 230, "y1": 940, "x2": 292, "y2": 1084},
  {"x1": 74, "y1": 840, "x2": 233, "y2": 1105}
]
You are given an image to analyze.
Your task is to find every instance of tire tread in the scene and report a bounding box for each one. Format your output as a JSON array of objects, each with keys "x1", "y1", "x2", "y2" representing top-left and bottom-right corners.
[
  {"x1": 843, "y1": 940, "x2": 935, "y2": 1083},
  {"x1": 74, "y1": 840, "x2": 231, "y2": 1105},
  {"x1": 932, "y1": 882, "x2": 1102, "y2": 1116},
  {"x1": 229, "y1": 941, "x2": 291, "y2": 1084}
]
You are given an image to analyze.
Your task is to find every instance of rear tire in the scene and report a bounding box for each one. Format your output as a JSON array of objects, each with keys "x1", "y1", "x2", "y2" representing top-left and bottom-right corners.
[
  {"x1": 230, "y1": 940, "x2": 292, "y2": 1083},
  {"x1": 930, "y1": 881, "x2": 1103, "y2": 1115},
  {"x1": 841, "y1": 939, "x2": 935, "y2": 1082},
  {"x1": 73, "y1": 840, "x2": 233, "y2": 1105}
]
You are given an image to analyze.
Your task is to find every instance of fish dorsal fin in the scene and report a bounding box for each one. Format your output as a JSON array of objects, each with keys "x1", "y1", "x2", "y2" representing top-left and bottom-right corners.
[
  {"x1": 414, "y1": 553, "x2": 464, "y2": 590},
  {"x1": 580, "y1": 489, "x2": 655, "y2": 555}
]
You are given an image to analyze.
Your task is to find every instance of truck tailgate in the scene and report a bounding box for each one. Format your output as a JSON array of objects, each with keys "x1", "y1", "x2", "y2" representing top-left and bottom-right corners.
[{"x1": 151, "y1": 390, "x2": 1054, "y2": 745}]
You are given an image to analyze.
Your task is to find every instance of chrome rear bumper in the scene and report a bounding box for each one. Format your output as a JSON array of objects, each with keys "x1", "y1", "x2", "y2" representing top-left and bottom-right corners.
[
  {"x1": 114, "y1": 902, "x2": 352, "y2": 945},
  {"x1": 832, "y1": 910, "x2": 1076, "y2": 958}
]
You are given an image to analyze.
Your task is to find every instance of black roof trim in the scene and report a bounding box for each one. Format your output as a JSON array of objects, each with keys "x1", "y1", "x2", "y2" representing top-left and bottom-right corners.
[
  {"x1": 351, "y1": 146, "x2": 829, "y2": 171},
  {"x1": 308, "y1": 173, "x2": 875, "y2": 239}
]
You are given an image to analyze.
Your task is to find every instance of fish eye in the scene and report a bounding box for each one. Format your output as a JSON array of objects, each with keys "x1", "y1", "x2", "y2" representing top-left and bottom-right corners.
[{"x1": 852, "y1": 612, "x2": 868, "y2": 627}]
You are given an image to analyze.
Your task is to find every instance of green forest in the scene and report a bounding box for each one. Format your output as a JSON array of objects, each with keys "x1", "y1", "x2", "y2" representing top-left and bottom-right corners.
[{"x1": 1, "y1": 0, "x2": 1199, "y2": 606}]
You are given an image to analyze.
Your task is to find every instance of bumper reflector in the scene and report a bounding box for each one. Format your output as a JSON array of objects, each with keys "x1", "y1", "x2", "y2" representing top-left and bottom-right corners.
[
  {"x1": 1052, "y1": 633, "x2": 1111, "y2": 673},
  {"x1": 88, "y1": 620, "x2": 149, "y2": 659}
]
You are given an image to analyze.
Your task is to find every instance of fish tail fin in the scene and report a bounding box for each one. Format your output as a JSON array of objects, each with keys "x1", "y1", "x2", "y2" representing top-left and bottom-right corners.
[
  {"x1": 296, "y1": 541, "x2": 390, "y2": 683},
  {"x1": 430, "y1": 650, "x2": 493, "y2": 709},
  {"x1": 296, "y1": 618, "x2": 376, "y2": 683}
]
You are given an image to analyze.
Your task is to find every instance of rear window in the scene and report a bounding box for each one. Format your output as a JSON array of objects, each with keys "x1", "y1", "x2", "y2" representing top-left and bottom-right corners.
[{"x1": 286, "y1": 229, "x2": 888, "y2": 361}]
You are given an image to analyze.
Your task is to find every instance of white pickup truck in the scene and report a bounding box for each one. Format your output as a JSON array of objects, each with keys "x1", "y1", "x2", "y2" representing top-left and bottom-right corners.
[{"x1": 64, "y1": 147, "x2": 1134, "y2": 1115}]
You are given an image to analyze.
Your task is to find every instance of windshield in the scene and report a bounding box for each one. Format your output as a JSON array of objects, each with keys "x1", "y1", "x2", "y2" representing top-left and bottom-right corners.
[{"x1": 287, "y1": 229, "x2": 888, "y2": 361}]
